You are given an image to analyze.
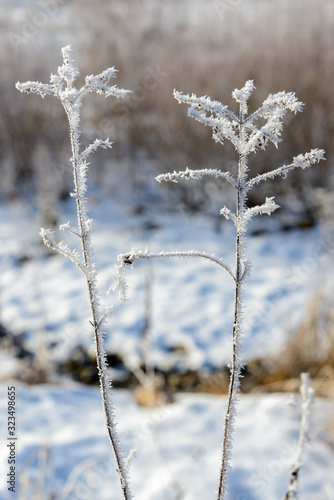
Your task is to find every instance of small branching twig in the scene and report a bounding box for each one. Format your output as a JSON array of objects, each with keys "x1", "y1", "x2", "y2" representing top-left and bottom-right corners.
[
  {"x1": 16, "y1": 46, "x2": 133, "y2": 500},
  {"x1": 118, "y1": 80, "x2": 324, "y2": 499},
  {"x1": 285, "y1": 373, "x2": 315, "y2": 500},
  {"x1": 114, "y1": 249, "x2": 238, "y2": 302},
  {"x1": 170, "y1": 82, "x2": 324, "y2": 500}
]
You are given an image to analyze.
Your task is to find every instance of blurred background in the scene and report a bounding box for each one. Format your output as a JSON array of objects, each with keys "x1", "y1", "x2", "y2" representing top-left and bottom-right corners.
[
  {"x1": 1, "y1": 0, "x2": 333, "y2": 223},
  {"x1": 0, "y1": 0, "x2": 334, "y2": 404}
]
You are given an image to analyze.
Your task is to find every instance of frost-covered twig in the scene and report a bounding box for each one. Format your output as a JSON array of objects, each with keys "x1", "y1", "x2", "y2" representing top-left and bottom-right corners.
[
  {"x1": 247, "y1": 149, "x2": 325, "y2": 188},
  {"x1": 79, "y1": 138, "x2": 113, "y2": 163},
  {"x1": 156, "y1": 167, "x2": 237, "y2": 188},
  {"x1": 284, "y1": 373, "x2": 315, "y2": 500},
  {"x1": 114, "y1": 249, "x2": 236, "y2": 301},
  {"x1": 119, "y1": 248, "x2": 235, "y2": 275},
  {"x1": 154, "y1": 81, "x2": 324, "y2": 499},
  {"x1": 16, "y1": 46, "x2": 133, "y2": 500},
  {"x1": 40, "y1": 228, "x2": 88, "y2": 276},
  {"x1": 243, "y1": 197, "x2": 280, "y2": 222}
]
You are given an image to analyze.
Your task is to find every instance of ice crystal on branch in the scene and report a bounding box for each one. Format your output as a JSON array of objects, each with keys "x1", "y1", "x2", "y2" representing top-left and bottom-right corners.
[
  {"x1": 163, "y1": 81, "x2": 325, "y2": 500},
  {"x1": 16, "y1": 45, "x2": 130, "y2": 104},
  {"x1": 16, "y1": 46, "x2": 133, "y2": 500},
  {"x1": 156, "y1": 167, "x2": 237, "y2": 188},
  {"x1": 173, "y1": 81, "x2": 323, "y2": 161}
]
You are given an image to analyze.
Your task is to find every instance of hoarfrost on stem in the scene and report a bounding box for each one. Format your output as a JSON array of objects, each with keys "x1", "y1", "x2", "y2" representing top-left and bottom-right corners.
[
  {"x1": 285, "y1": 373, "x2": 315, "y2": 500},
  {"x1": 16, "y1": 46, "x2": 133, "y2": 500},
  {"x1": 171, "y1": 81, "x2": 324, "y2": 500},
  {"x1": 119, "y1": 80, "x2": 325, "y2": 500}
]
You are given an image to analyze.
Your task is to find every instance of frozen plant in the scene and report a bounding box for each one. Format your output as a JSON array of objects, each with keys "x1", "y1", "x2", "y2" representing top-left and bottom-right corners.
[
  {"x1": 117, "y1": 81, "x2": 325, "y2": 499},
  {"x1": 285, "y1": 373, "x2": 315, "y2": 500},
  {"x1": 16, "y1": 46, "x2": 133, "y2": 500}
]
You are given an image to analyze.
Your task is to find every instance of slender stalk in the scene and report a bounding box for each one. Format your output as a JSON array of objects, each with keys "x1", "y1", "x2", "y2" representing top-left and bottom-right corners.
[
  {"x1": 217, "y1": 110, "x2": 246, "y2": 498},
  {"x1": 67, "y1": 111, "x2": 131, "y2": 500},
  {"x1": 81, "y1": 79, "x2": 324, "y2": 500},
  {"x1": 16, "y1": 46, "x2": 133, "y2": 500},
  {"x1": 284, "y1": 373, "x2": 314, "y2": 500}
]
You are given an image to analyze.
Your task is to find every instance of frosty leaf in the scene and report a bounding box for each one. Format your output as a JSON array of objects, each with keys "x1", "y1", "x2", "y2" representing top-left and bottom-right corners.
[
  {"x1": 261, "y1": 91, "x2": 304, "y2": 115},
  {"x1": 245, "y1": 125, "x2": 283, "y2": 154},
  {"x1": 80, "y1": 139, "x2": 113, "y2": 162},
  {"x1": 124, "y1": 449, "x2": 137, "y2": 471},
  {"x1": 59, "y1": 221, "x2": 80, "y2": 237},
  {"x1": 85, "y1": 219, "x2": 94, "y2": 232},
  {"x1": 247, "y1": 149, "x2": 325, "y2": 188},
  {"x1": 57, "y1": 45, "x2": 80, "y2": 87},
  {"x1": 173, "y1": 90, "x2": 238, "y2": 123},
  {"x1": 83, "y1": 69, "x2": 132, "y2": 99},
  {"x1": 231, "y1": 80, "x2": 255, "y2": 115},
  {"x1": 156, "y1": 167, "x2": 236, "y2": 187},
  {"x1": 292, "y1": 149, "x2": 325, "y2": 169},
  {"x1": 85, "y1": 66, "x2": 118, "y2": 84},
  {"x1": 40, "y1": 228, "x2": 88, "y2": 276},
  {"x1": 220, "y1": 206, "x2": 238, "y2": 226},
  {"x1": 98, "y1": 305, "x2": 113, "y2": 329},
  {"x1": 246, "y1": 91, "x2": 303, "y2": 129},
  {"x1": 174, "y1": 89, "x2": 240, "y2": 149},
  {"x1": 113, "y1": 266, "x2": 129, "y2": 302},
  {"x1": 240, "y1": 260, "x2": 252, "y2": 283},
  {"x1": 244, "y1": 197, "x2": 280, "y2": 221},
  {"x1": 15, "y1": 81, "x2": 57, "y2": 99}
]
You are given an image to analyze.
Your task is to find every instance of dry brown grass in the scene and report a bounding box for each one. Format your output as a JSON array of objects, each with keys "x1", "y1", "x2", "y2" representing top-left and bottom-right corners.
[
  {"x1": 1, "y1": 0, "x2": 333, "y2": 219},
  {"x1": 245, "y1": 274, "x2": 334, "y2": 400}
]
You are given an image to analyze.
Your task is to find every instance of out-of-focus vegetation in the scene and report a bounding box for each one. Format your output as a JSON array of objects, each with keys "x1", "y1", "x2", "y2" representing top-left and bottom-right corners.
[{"x1": 1, "y1": 0, "x2": 333, "y2": 223}]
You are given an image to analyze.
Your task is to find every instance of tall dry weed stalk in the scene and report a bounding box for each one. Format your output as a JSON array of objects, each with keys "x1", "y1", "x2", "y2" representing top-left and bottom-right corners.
[
  {"x1": 16, "y1": 44, "x2": 325, "y2": 498},
  {"x1": 16, "y1": 46, "x2": 133, "y2": 500},
  {"x1": 118, "y1": 81, "x2": 324, "y2": 498}
]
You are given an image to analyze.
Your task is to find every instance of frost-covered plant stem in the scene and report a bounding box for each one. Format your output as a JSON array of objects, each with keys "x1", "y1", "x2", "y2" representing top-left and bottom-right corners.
[
  {"x1": 114, "y1": 249, "x2": 235, "y2": 301},
  {"x1": 218, "y1": 109, "x2": 248, "y2": 500},
  {"x1": 117, "y1": 81, "x2": 324, "y2": 499},
  {"x1": 284, "y1": 373, "x2": 314, "y2": 500},
  {"x1": 16, "y1": 46, "x2": 133, "y2": 500}
]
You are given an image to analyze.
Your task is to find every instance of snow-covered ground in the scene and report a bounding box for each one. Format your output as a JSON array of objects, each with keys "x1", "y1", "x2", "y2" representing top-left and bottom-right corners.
[
  {"x1": 0, "y1": 381, "x2": 333, "y2": 500},
  {"x1": 0, "y1": 196, "x2": 334, "y2": 499},
  {"x1": 0, "y1": 196, "x2": 328, "y2": 375}
]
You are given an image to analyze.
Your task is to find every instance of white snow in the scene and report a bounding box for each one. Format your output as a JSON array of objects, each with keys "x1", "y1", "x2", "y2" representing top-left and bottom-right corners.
[
  {"x1": 0, "y1": 196, "x2": 333, "y2": 497},
  {"x1": 0, "y1": 382, "x2": 333, "y2": 499},
  {"x1": 0, "y1": 197, "x2": 325, "y2": 373}
]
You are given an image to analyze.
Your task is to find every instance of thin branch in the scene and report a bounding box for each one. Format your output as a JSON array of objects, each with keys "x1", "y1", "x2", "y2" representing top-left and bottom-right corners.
[
  {"x1": 15, "y1": 81, "x2": 58, "y2": 99},
  {"x1": 20, "y1": 46, "x2": 133, "y2": 500},
  {"x1": 40, "y1": 228, "x2": 88, "y2": 276},
  {"x1": 98, "y1": 305, "x2": 113, "y2": 329},
  {"x1": 118, "y1": 249, "x2": 235, "y2": 280},
  {"x1": 173, "y1": 89, "x2": 239, "y2": 123},
  {"x1": 244, "y1": 90, "x2": 304, "y2": 126},
  {"x1": 240, "y1": 259, "x2": 252, "y2": 283},
  {"x1": 284, "y1": 373, "x2": 314, "y2": 500},
  {"x1": 243, "y1": 197, "x2": 280, "y2": 221},
  {"x1": 247, "y1": 149, "x2": 325, "y2": 189},
  {"x1": 59, "y1": 221, "x2": 80, "y2": 238},
  {"x1": 156, "y1": 167, "x2": 237, "y2": 188},
  {"x1": 220, "y1": 207, "x2": 238, "y2": 226},
  {"x1": 79, "y1": 138, "x2": 113, "y2": 162}
]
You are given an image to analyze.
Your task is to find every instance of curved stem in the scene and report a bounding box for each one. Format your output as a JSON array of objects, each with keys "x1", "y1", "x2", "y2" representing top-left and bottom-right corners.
[{"x1": 118, "y1": 249, "x2": 235, "y2": 281}]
